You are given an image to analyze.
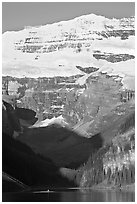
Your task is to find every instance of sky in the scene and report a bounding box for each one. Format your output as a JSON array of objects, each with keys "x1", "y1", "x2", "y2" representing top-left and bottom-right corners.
[{"x1": 2, "y1": 2, "x2": 135, "y2": 33}]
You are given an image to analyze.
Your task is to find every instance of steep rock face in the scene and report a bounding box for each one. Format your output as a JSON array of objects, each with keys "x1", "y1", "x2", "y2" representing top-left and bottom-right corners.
[
  {"x1": 2, "y1": 66, "x2": 135, "y2": 126},
  {"x1": 63, "y1": 72, "x2": 135, "y2": 139},
  {"x1": 63, "y1": 73, "x2": 122, "y2": 126},
  {"x1": 2, "y1": 75, "x2": 85, "y2": 119}
]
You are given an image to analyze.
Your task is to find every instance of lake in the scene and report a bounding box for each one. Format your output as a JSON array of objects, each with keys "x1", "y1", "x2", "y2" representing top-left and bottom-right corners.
[{"x1": 3, "y1": 188, "x2": 135, "y2": 202}]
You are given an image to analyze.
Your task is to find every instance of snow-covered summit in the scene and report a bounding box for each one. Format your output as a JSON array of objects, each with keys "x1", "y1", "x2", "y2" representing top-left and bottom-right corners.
[{"x1": 2, "y1": 13, "x2": 135, "y2": 90}]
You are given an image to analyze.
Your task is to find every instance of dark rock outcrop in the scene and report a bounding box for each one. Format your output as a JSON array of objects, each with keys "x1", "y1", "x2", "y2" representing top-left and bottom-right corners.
[
  {"x1": 2, "y1": 101, "x2": 21, "y2": 136},
  {"x1": 2, "y1": 100, "x2": 38, "y2": 136},
  {"x1": 15, "y1": 107, "x2": 36, "y2": 120}
]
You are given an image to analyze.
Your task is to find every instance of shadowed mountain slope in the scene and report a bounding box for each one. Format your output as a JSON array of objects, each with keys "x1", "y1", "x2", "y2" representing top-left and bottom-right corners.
[
  {"x1": 18, "y1": 125, "x2": 103, "y2": 168},
  {"x1": 2, "y1": 133, "x2": 75, "y2": 188},
  {"x1": 2, "y1": 172, "x2": 28, "y2": 192}
]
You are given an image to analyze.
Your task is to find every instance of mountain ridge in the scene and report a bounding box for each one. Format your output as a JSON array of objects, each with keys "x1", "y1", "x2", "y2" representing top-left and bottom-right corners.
[
  {"x1": 2, "y1": 13, "x2": 135, "y2": 113},
  {"x1": 3, "y1": 13, "x2": 135, "y2": 35}
]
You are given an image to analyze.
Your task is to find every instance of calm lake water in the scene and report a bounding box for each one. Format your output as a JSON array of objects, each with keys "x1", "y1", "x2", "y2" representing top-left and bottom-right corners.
[{"x1": 3, "y1": 188, "x2": 135, "y2": 202}]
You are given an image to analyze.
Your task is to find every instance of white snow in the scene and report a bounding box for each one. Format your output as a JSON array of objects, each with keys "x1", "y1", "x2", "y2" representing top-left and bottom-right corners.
[
  {"x1": 99, "y1": 59, "x2": 135, "y2": 77},
  {"x1": 92, "y1": 36, "x2": 135, "y2": 55},
  {"x1": 2, "y1": 13, "x2": 135, "y2": 90},
  {"x1": 76, "y1": 59, "x2": 135, "y2": 90},
  {"x1": 76, "y1": 73, "x2": 92, "y2": 86},
  {"x1": 29, "y1": 115, "x2": 68, "y2": 128}
]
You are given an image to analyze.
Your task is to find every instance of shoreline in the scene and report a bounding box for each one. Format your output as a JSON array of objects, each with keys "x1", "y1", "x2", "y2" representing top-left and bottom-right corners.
[{"x1": 90, "y1": 183, "x2": 135, "y2": 192}]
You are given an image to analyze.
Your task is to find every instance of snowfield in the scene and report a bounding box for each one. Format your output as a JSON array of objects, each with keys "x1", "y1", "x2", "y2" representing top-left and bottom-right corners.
[
  {"x1": 30, "y1": 115, "x2": 68, "y2": 128},
  {"x1": 2, "y1": 13, "x2": 135, "y2": 90}
]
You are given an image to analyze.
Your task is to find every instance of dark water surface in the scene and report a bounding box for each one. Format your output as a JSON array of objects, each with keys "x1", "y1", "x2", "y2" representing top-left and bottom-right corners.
[{"x1": 3, "y1": 188, "x2": 135, "y2": 202}]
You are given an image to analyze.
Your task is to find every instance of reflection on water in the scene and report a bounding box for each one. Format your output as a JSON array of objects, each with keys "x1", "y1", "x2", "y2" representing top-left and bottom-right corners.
[
  {"x1": 3, "y1": 189, "x2": 135, "y2": 202},
  {"x1": 60, "y1": 189, "x2": 135, "y2": 202}
]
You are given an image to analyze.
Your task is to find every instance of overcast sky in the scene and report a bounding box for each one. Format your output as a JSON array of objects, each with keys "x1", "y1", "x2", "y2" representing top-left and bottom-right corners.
[{"x1": 2, "y1": 2, "x2": 135, "y2": 33}]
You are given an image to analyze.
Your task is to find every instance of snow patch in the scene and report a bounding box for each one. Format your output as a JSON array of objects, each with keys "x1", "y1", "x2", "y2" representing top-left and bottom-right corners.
[
  {"x1": 30, "y1": 115, "x2": 68, "y2": 128},
  {"x1": 76, "y1": 59, "x2": 135, "y2": 90}
]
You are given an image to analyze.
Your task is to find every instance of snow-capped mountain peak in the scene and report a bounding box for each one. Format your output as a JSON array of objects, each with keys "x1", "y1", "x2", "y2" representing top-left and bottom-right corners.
[{"x1": 2, "y1": 13, "x2": 135, "y2": 89}]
